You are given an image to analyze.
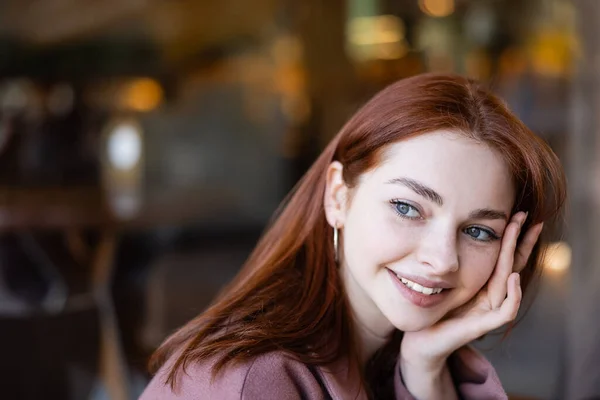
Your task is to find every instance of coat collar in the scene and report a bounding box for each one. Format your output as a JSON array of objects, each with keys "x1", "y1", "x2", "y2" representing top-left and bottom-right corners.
[{"x1": 316, "y1": 356, "x2": 369, "y2": 400}]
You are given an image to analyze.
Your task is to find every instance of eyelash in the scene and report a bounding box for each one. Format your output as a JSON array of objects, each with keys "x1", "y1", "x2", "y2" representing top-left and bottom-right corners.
[
  {"x1": 389, "y1": 199, "x2": 422, "y2": 220},
  {"x1": 465, "y1": 226, "x2": 500, "y2": 242},
  {"x1": 389, "y1": 199, "x2": 500, "y2": 242}
]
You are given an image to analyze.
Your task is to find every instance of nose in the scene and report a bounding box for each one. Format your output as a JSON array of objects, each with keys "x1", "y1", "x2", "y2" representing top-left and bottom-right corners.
[{"x1": 416, "y1": 226, "x2": 459, "y2": 274}]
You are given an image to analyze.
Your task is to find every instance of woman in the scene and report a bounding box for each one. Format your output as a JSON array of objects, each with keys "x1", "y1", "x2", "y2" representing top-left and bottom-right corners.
[{"x1": 141, "y1": 73, "x2": 566, "y2": 399}]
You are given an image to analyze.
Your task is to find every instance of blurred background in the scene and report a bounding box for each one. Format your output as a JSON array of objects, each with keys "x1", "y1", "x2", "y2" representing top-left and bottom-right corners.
[{"x1": 0, "y1": 0, "x2": 596, "y2": 399}]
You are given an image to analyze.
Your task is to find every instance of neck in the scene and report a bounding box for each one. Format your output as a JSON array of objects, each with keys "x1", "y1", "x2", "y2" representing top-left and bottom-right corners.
[
  {"x1": 353, "y1": 316, "x2": 393, "y2": 365},
  {"x1": 340, "y1": 265, "x2": 395, "y2": 365}
]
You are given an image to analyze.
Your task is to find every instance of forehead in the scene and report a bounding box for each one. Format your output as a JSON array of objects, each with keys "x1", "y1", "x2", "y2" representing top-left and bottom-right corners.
[{"x1": 362, "y1": 130, "x2": 515, "y2": 211}]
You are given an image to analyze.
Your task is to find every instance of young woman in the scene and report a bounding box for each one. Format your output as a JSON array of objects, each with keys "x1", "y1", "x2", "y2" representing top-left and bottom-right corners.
[{"x1": 141, "y1": 73, "x2": 566, "y2": 399}]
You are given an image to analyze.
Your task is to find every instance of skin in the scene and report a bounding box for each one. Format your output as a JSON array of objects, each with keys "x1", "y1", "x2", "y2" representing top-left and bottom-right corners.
[{"x1": 324, "y1": 130, "x2": 544, "y2": 399}]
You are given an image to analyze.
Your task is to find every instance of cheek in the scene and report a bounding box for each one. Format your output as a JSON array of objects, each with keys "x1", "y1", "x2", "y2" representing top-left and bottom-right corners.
[
  {"x1": 343, "y1": 204, "x2": 417, "y2": 267},
  {"x1": 460, "y1": 245, "x2": 500, "y2": 290}
]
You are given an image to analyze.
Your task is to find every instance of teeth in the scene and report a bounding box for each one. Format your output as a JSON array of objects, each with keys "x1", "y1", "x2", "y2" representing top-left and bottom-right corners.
[
  {"x1": 399, "y1": 276, "x2": 443, "y2": 295},
  {"x1": 422, "y1": 287, "x2": 434, "y2": 295}
]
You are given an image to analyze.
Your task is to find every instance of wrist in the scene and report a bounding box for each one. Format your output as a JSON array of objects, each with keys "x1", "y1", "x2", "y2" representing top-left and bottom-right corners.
[
  {"x1": 399, "y1": 357, "x2": 457, "y2": 400},
  {"x1": 399, "y1": 353, "x2": 446, "y2": 379},
  {"x1": 399, "y1": 346, "x2": 449, "y2": 375}
]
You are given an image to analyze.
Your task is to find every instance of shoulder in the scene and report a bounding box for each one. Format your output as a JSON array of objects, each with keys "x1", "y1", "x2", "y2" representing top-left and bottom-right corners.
[
  {"x1": 139, "y1": 352, "x2": 327, "y2": 400},
  {"x1": 241, "y1": 352, "x2": 326, "y2": 399}
]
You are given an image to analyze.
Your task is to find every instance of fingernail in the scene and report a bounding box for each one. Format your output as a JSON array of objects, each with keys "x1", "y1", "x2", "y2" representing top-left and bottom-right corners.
[
  {"x1": 516, "y1": 274, "x2": 521, "y2": 285},
  {"x1": 519, "y1": 213, "x2": 527, "y2": 228}
]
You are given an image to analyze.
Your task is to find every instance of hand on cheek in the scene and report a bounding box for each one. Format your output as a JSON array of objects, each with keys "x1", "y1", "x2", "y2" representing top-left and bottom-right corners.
[{"x1": 399, "y1": 211, "x2": 544, "y2": 398}]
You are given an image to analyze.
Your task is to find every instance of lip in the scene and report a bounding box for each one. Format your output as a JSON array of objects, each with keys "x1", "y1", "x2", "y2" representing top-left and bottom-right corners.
[
  {"x1": 386, "y1": 269, "x2": 451, "y2": 308},
  {"x1": 392, "y1": 271, "x2": 453, "y2": 289}
]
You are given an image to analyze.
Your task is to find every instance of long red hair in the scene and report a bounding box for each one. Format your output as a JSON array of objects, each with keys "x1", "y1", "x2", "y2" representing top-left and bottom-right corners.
[{"x1": 149, "y1": 73, "x2": 566, "y2": 393}]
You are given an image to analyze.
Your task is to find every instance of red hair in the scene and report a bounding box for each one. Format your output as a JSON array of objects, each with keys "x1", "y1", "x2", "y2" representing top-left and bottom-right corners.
[{"x1": 149, "y1": 73, "x2": 566, "y2": 394}]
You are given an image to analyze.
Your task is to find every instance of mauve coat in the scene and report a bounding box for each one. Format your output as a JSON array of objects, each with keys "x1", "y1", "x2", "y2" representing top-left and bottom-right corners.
[{"x1": 140, "y1": 345, "x2": 507, "y2": 399}]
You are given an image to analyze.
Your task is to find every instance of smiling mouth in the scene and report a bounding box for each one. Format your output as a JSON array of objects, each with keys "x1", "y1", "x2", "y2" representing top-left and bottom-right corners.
[{"x1": 394, "y1": 275, "x2": 444, "y2": 295}]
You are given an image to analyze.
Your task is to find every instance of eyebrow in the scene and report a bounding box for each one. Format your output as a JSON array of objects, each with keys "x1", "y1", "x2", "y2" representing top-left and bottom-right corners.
[
  {"x1": 386, "y1": 177, "x2": 509, "y2": 221},
  {"x1": 468, "y1": 208, "x2": 509, "y2": 221},
  {"x1": 386, "y1": 177, "x2": 444, "y2": 206}
]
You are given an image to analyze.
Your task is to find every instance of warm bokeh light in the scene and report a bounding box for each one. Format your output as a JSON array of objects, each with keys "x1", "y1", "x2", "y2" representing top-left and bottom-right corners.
[
  {"x1": 347, "y1": 15, "x2": 408, "y2": 61},
  {"x1": 529, "y1": 27, "x2": 576, "y2": 78},
  {"x1": 419, "y1": 0, "x2": 455, "y2": 18},
  {"x1": 120, "y1": 78, "x2": 163, "y2": 112},
  {"x1": 543, "y1": 241, "x2": 572, "y2": 272},
  {"x1": 348, "y1": 15, "x2": 405, "y2": 46}
]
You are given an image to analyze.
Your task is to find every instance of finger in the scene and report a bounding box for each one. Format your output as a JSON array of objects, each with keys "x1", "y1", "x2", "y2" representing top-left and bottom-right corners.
[
  {"x1": 472, "y1": 273, "x2": 522, "y2": 339},
  {"x1": 513, "y1": 222, "x2": 544, "y2": 273},
  {"x1": 488, "y1": 212, "x2": 526, "y2": 308},
  {"x1": 498, "y1": 272, "x2": 522, "y2": 322}
]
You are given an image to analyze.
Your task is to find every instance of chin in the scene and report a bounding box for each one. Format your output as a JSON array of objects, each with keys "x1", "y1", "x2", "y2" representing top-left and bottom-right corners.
[{"x1": 387, "y1": 314, "x2": 439, "y2": 332}]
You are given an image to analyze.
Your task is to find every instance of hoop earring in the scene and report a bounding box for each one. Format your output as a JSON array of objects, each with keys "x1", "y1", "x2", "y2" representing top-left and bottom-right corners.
[{"x1": 333, "y1": 226, "x2": 339, "y2": 263}]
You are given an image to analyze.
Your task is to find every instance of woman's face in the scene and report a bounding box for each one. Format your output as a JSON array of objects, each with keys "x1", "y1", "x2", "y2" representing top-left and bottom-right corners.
[{"x1": 326, "y1": 130, "x2": 515, "y2": 335}]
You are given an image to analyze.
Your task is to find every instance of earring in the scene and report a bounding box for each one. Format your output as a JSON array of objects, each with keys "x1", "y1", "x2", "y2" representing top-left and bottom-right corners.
[{"x1": 333, "y1": 225, "x2": 339, "y2": 263}]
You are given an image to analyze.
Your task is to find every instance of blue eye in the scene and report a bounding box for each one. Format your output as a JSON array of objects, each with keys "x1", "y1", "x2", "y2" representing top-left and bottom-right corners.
[
  {"x1": 464, "y1": 226, "x2": 498, "y2": 242},
  {"x1": 391, "y1": 201, "x2": 422, "y2": 219}
]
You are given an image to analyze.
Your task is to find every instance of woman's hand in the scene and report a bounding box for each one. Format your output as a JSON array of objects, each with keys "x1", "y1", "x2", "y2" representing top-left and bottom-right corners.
[{"x1": 399, "y1": 211, "x2": 544, "y2": 398}]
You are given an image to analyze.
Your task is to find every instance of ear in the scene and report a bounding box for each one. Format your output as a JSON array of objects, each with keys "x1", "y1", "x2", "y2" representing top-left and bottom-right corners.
[{"x1": 323, "y1": 161, "x2": 349, "y2": 229}]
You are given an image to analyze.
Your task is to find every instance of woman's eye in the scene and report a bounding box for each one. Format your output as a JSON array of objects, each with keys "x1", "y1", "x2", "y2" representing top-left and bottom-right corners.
[
  {"x1": 391, "y1": 201, "x2": 421, "y2": 219},
  {"x1": 464, "y1": 226, "x2": 498, "y2": 242}
]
